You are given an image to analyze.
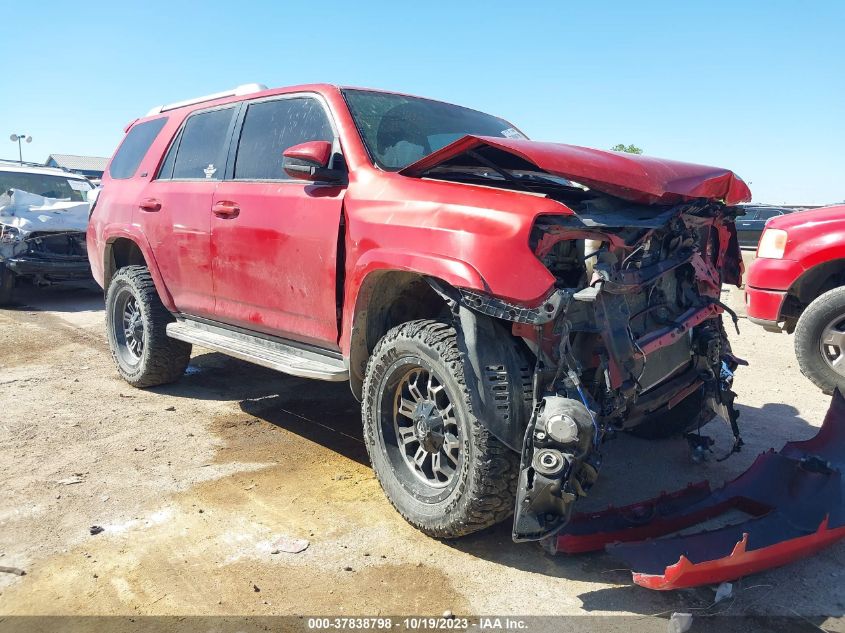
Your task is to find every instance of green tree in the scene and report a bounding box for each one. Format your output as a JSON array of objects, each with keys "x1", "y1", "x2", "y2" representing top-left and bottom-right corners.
[{"x1": 611, "y1": 143, "x2": 643, "y2": 154}]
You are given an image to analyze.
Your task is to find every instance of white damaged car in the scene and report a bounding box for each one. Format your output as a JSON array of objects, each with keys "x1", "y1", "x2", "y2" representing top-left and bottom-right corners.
[{"x1": 0, "y1": 162, "x2": 93, "y2": 305}]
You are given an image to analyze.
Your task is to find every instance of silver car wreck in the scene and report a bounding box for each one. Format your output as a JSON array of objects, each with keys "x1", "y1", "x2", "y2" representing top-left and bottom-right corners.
[{"x1": 0, "y1": 163, "x2": 93, "y2": 305}]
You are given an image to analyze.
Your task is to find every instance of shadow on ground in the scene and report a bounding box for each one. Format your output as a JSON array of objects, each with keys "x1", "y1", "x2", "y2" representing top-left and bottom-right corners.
[
  {"x1": 153, "y1": 352, "x2": 368, "y2": 465},
  {"x1": 5, "y1": 281, "x2": 102, "y2": 313}
]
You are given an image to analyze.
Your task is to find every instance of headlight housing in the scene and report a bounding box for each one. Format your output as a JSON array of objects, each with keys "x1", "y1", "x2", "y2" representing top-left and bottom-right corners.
[
  {"x1": 757, "y1": 228, "x2": 788, "y2": 259},
  {"x1": 0, "y1": 224, "x2": 23, "y2": 244}
]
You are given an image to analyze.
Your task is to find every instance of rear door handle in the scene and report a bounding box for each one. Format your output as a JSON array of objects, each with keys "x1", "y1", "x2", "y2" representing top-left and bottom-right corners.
[
  {"x1": 139, "y1": 198, "x2": 161, "y2": 212},
  {"x1": 212, "y1": 201, "x2": 240, "y2": 219}
]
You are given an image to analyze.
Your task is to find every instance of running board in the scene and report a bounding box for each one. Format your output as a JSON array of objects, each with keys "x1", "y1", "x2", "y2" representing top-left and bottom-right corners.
[{"x1": 166, "y1": 319, "x2": 348, "y2": 382}]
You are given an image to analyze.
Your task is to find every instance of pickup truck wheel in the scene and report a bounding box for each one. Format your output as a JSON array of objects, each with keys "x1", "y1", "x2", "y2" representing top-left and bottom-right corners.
[
  {"x1": 362, "y1": 319, "x2": 519, "y2": 538},
  {"x1": 105, "y1": 265, "x2": 191, "y2": 388},
  {"x1": 795, "y1": 286, "x2": 845, "y2": 394},
  {"x1": 0, "y1": 264, "x2": 14, "y2": 306}
]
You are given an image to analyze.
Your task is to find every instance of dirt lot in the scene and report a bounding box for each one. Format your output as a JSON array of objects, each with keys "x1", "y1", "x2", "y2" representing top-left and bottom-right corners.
[{"x1": 0, "y1": 279, "x2": 843, "y2": 628}]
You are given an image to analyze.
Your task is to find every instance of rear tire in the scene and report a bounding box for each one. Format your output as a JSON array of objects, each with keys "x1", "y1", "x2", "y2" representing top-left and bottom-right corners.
[
  {"x1": 105, "y1": 265, "x2": 191, "y2": 388},
  {"x1": 362, "y1": 319, "x2": 519, "y2": 538},
  {"x1": 795, "y1": 286, "x2": 845, "y2": 395},
  {"x1": 0, "y1": 264, "x2": 14, "y2": 306}
]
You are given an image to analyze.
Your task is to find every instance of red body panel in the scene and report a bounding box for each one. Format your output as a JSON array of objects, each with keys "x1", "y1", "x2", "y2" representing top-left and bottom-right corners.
[
  {"x1": 746, "y1": 257, "x2": 806, "y2": 291},
  {"x1": 210, "y1": 181, "x2": 344, "y2": 347},
  {"x1": 401, "y1": 135, "x2": 751, "y2": 205},
  {"x1": 137, "y1": 180, "x2": 217, "y2": 317},
  {"x1": 633, "y1": 521, "x2": 845, "y2": 590},
  {"x1": 745, "y1": 287, "x2": 787, "y2": 322}
]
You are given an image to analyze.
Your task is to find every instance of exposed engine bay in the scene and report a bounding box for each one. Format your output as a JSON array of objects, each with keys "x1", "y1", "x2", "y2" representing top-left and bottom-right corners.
[
  {"x1": 435, "y1": 188, "x2": 747, "y2": 542},
  {"x1": 510, "y1": 196, "x2": 745, "y2": 541}
]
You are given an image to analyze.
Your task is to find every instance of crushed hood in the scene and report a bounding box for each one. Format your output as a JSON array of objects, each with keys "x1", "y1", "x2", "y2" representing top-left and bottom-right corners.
[
  {"x1": 400, "y1": 135, "x2": 751, "y2": 206},
  {"x1": 0, "y1": 189, "x2": 90, "y2": 234}
]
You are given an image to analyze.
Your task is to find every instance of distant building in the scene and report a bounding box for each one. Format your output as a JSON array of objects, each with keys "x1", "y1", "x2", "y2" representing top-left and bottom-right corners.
[{"x1": 44, "y1": 154, "x2": 109, "y2": 180}]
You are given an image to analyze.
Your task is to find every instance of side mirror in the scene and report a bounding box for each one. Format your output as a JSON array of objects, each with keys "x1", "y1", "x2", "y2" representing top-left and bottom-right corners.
[{"x1": 282, "y1": 141, "x2": 345, "y2": 183}]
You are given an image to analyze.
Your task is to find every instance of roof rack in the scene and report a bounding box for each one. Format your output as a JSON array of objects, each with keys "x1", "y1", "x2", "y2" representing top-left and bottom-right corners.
[
  {"x1": 0, "y1": 158, "x2": 44, "y2": 168},
  {"x1": 146, "y1": 83, "x2": 268, "y2": 116},
  {"x1": 0, "y1": 159, "x2": 90, "y2": 178}
]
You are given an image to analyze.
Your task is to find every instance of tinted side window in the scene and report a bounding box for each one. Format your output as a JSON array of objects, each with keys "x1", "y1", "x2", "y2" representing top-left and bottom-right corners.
[
  {"x1": 172, "y1": 108, "x2": 235, "y2": 180},
  {"x1": 109, "y1": 117, "x2": 167, "y2": 179},
  {"x1": 234, "y1": 98, "x2": 333, "y2": 180}
]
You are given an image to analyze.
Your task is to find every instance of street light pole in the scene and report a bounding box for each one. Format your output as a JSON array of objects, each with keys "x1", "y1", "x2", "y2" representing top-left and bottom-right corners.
[{"x1": 9, "y1": 134, "x2": 32, "y2": 165}]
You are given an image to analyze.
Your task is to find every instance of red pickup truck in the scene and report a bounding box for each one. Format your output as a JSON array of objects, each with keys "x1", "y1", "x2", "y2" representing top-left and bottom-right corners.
[
  {"x1": 746, "y1": 205, "x2": 845, "y2": 394},
  {"x1": 88, "y1": 83, "x2": 749, "y2": 542}
]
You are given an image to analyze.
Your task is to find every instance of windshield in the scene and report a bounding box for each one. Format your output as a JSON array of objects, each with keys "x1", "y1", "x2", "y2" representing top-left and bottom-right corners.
[
  {"x1": 342, "y1": 89, "x2": 525, "y2": 170},
  {"x1": 0, "y1": 170, "x2": 91, "y2": 201}
]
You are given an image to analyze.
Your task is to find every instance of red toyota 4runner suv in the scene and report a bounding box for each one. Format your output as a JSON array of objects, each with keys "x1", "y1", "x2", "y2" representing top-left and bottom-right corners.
[
  {"x1": 89, "y1": 83, "x2": 749, "y2": 541},
  {"x1": 746, "y1": 205, "x2": 845, "y2": 394}
]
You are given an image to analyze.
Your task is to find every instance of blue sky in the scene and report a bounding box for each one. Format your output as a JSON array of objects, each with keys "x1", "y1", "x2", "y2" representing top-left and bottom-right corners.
[{"x1": 3, "y1": 1, "x2": 843, "y2": 204}]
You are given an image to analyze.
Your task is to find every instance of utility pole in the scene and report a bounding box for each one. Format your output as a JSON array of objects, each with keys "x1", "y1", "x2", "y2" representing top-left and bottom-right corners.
[{"x1": 9, "y1": 134, "x2": 32, "y2": 165}]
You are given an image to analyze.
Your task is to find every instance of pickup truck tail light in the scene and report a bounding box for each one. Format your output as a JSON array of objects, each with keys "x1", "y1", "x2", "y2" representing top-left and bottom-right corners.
[{"x1": 757, "y1": 228, "x2": 788, "y2": 259}]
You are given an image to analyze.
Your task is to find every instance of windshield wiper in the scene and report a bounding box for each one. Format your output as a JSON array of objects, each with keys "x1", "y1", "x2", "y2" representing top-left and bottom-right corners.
[{"x1": 465, "y1": 150, "x2": 534, "y2": 193}]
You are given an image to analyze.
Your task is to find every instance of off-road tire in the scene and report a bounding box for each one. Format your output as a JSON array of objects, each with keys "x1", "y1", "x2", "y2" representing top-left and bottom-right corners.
[
  {"x1": 105, "y1": 265, "x2": 191, "y2": 388},
  {"x1": 795, "y1": 286, "x2": 845, "y2": 395},
  {"x1": 362, "y1": 319, "x2": 519, "y2": 538},
  {"x1": 629, "y1": 388, "x2": 706, "y2": 439},
  {"x1": 0, "y1": 264, "x2": 14, "y2": 306}
]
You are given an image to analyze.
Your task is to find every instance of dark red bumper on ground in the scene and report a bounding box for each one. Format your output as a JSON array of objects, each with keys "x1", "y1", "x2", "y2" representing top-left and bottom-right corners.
[{"x1": 545, "y1": 391, "x2": 845, "y2": 590}]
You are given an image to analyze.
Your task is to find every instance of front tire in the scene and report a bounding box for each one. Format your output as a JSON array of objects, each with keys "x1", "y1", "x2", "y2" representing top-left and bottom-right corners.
[
  {"x1": 105, "y1": 265, "x2": 191, "y2": 388},
  {"x1": 362, "y1": 319, "x2": 519, "y2": 538},
  {"x1": 795, "y1": 286, "x2": 845, "y2": 395}
]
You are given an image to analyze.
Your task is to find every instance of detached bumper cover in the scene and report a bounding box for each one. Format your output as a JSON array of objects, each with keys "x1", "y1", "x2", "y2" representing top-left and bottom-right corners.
[{"x1": 546, "y1": 390, "x2": 845, "y2": 590}]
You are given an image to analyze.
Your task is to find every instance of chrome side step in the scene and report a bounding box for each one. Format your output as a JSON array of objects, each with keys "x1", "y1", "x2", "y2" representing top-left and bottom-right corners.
[{"x1": 166, "y1": 319, "x2": 348, "y2": 382}]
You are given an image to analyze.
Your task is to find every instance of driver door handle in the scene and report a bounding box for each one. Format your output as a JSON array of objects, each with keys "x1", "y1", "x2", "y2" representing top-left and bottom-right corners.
[
  {"x1": 138, "y1": 198, "x2": 161, "y2": 212},
  {"x1": 212, "y1": 201, "x2": 240, "y2": 219}
]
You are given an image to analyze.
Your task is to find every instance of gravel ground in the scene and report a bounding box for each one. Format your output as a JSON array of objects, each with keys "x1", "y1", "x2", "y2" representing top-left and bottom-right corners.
[{"x1": 0, "y1": 280, "x2": 843, "y2": 630}]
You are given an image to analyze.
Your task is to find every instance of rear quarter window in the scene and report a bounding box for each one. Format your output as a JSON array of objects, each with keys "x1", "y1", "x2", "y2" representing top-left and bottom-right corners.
[{"x1": 109, "y1": 118, "x2": 168, "y2": 180}]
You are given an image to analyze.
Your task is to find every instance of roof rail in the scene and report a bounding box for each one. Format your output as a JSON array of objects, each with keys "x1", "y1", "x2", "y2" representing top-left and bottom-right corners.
[
  {"x1": 145, "y1": 83, "x2": 268, "y2": 116},
  {"x1": 0, "y1": 158, "x2": 43, "y2": 168},
  {"x1": 0, "y1": 158, "x2": 90, "y2": 177}
]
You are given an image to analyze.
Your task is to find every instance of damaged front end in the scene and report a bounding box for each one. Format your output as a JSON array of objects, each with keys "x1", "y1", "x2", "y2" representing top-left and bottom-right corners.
[
  {"x1": 509, "y1": 197, "x2": 746, "y2": 541},
  {"x1": 405, "y1": 135, "x2": 750, "y2": 547},
  {"x1": 0, "y1": 189, "x2": 91, "y2": 286},
  {"x1": 434, "y1": 194, "x2": 748, "y2": 543}
]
